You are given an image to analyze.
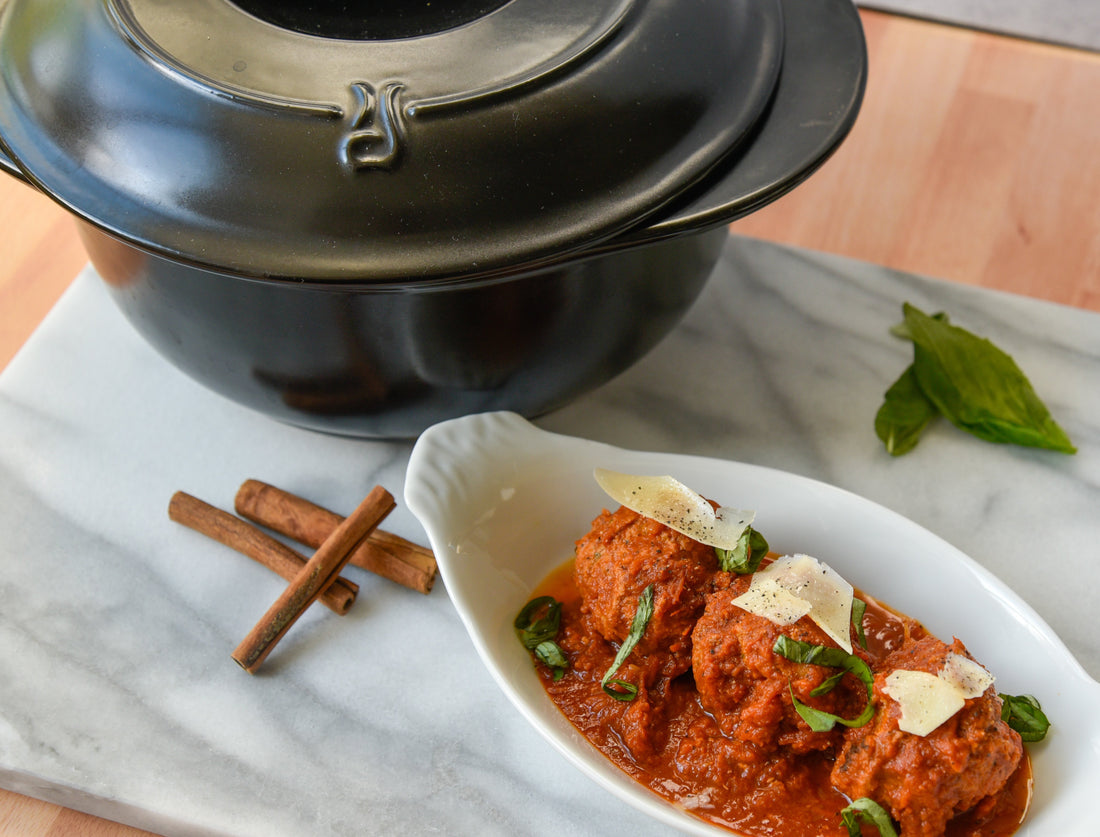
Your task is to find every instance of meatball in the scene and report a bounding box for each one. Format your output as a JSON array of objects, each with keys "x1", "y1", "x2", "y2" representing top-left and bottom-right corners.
[
  {"x1": 574, "y1": 505, "x2": 719, "y2": 679},
  {"x1": 691, "y1": 585, "x2": 868, "y2": 761},
  {"x1": 830, "y1": 635, "x2": 1023, "y2": 837}
]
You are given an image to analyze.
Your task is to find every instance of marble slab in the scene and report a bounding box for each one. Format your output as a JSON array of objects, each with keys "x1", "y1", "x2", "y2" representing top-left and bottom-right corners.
[
  {"x1": 1, "y1": 234, "x2": 1097, "y2": 836},
  {"x1": 858, "y1": 0, "x2": 1100, "y2": 52}
]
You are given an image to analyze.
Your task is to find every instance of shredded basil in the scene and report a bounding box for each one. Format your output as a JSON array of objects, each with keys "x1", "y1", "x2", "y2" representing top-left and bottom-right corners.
[
  {"x1": 876, "y1": 303, "x2": 1075, "y2": 455},
  {"x1": 534, "y1": 641, "x2": 568, "y2": 681},
  {"x1": 787, "y1": 684, "x2": 875, "y2": 732},
  {"x1": 514, "y1": 596, "x2": 568, "y2": 680},
  {"x1": 773, "y1": 635, "x2": 874, "y2": 731},
  {"x1": 715, "y1": 526, "x2": 769, "y2": 574},
  {"x1": 840, "y1": 798, "x2": 899, "y2": 837},
  {"x1": 1000, "y1": 693, "x2": 1051, "y2": 742},
  {"x1": 514, "y1": 596, "x2": 562, "y2": 649},
  {"x1": 811, "y1": 670, "x2": 846, "y2": 697},
  {"x1": 851, "y1": 597, "x2": 868, "y2": 650},
  {"x1": 601, "y1": 585, "x2": 654, "y2": 701}
]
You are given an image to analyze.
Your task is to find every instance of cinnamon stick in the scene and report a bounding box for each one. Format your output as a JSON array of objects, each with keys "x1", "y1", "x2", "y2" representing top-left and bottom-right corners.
[
  {"x1": 168, "y1": 491, "x2": 358, "y2": 614},
  {"x1": 235, "y1": 479, "x2": 436, "y2": 594},
  {"x1": 232, "y1": 485, "x2": 395, "y2": 673}
]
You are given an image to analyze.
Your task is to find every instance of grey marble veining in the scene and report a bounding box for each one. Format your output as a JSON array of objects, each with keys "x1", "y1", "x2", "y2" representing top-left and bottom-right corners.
[
  {"x1": 858, "y1": 0, "x2": 1099, "y2": 52},
  {"x1": 1, "y1": 234, "x2": 1097, "y2": 836}
]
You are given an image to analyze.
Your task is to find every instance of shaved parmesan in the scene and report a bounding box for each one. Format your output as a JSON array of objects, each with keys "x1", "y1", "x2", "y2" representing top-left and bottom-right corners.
[
  {"x1": 729, "y1": 581, "x2": 813, "y2": 626},
  {"x1": 941, "y1": 652, "x2": 995, "y2": 698},
  {"x1": 730, "y1": 554, "x2": 855, "y2": 653},
  {"x1": 883, "y1": 655, "x2": 995, "y2": 736},
  {"x1": 593, "y1": 469, "x2": 754, "y2": 550},
  {"x1": 884, "y1": 670, "x2": 966, "y2": 737}
]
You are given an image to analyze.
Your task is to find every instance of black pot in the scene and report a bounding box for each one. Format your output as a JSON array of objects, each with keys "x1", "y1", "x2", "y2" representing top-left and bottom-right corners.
[{"x1": 0, "y1": 0, "x2": 866, "y2": 438}]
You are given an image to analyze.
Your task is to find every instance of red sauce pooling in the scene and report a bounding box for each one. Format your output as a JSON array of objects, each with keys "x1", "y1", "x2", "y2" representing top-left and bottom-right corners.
[{"x1": 532, "y1": 558, "x2": 1032, "y2": 837}]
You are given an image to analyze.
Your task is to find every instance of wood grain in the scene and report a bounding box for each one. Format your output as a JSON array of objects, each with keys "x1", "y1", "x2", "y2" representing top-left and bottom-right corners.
[
  {"x1": 0, "y1": 181, "x2": 87, "y2": 370},
  {"x1": 733, "y1": 12, "x2": 1100, "y2": 309},
  {"x1": 0, "y1": 9, "x2": 1097, "y2": 835},
  {"x1": 0, "y1": 791, "x2": 156, "y2": 837}
]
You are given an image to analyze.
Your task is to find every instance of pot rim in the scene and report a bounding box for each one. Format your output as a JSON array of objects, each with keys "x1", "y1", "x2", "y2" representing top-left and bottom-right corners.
[{"x1": 0, "y1": 0, "x2": 785, "y2": 282}]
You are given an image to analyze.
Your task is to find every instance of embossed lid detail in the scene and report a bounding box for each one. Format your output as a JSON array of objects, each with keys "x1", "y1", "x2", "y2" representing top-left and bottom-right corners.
[{"x1": 0, "y1": 0, "x2": 784, "y2": 281}]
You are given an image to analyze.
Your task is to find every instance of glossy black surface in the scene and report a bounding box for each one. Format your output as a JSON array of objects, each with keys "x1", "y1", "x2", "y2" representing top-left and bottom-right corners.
[
  {"x1": 230, "y1": 0, "x2": 514, "y2": 39},
  {"x1": 0, "y1": 0, "x2": 783, "y2": 281},
  {"x1": 639, "y1": 0, "x2": 868, "y2": 238},
  {"x1": 0, "y1": 0, "x2": 867, "y2": 438},
  {"x1": 83, "y1": 224, "x2": 727, "y2": 437}
]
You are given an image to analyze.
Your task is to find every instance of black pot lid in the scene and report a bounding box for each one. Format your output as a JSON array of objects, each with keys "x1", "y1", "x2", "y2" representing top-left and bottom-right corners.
[
  {"x1": 0, "y1": 0, "x2": 784, "y2": 281},
  {"x1": 624, "y1": 0, "x2": 868, "y2": 243}
]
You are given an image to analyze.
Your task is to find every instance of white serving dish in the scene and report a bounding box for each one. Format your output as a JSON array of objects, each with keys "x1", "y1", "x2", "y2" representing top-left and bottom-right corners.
[{"x1": 405, "y1": 411, "x2": 1100, "y2": 836}]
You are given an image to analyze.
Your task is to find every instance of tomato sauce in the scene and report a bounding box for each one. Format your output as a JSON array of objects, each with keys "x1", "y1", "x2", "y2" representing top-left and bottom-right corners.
[{"x1": 532, "y1": 559, "x2": 1032, "y2": 837}]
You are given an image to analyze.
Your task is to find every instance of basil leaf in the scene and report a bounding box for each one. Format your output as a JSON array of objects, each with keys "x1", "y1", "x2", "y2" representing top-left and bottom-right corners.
[
  {"x1": 1000, "y1": 693, "x2": 1051, "y2": 742},
  {"x1": 789, "y1": 686, "x2": 875, "y2": 732},
  {"x1": 890, "y1": 309, "x2": 949, "y2": 340},
  {"x1": 840, "y1": 798, "x2": 899, "y2": 837},
  {"x1": 811, "y1": 670, "x2": 846, "y2": 697},
  {"x1": 875, "y1": 365, "x2": 939, "y2": 456},
  {"x1": 515, "y1": 597, "x2": 569, "y2": 679},
  {"x1": 773, "y1": 636, "x2": 874, "y2": 691},
  {"x1": 851, "y1": 597, "x2": 868, "y2": 650},
  {"x1": 715, "y1": 527, "x2": 769, "y2": 574},
  {"x1": 602, "y1": 679, "x2": 639, "y2": 701},
  {"x1": 514, "y1": 596, "x2": 562, "y2": 650},
  {"x1": 774, "y1": 635, "x2": 875, "y2": 731},
  {"x1": 601, "y1": 585, "x2": 654, "y2": 701},
  {"x1": 902, "y1": 303, "x2": 1076, "y2": 453},
  {"x1": 534, "y1": 641, "x2": 568, "y2": 681}
]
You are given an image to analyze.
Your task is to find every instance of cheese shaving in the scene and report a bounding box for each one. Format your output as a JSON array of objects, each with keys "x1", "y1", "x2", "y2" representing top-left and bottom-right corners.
[
  {"x1": 884, "y1": 670, "x2": 966, "y2": 737},
  {"x1": 940, "y1": 652, "x2": 995, "y2": 698},
  {"x1": 593, "y1": 469, "x2": 754, "y2": 550},
  {"x1": 730, "y1": 554, "x2": 855, "y2": 653},
  {"x1": 728, "y1": 580, "x2": 812, "y2": 625},
  {"x1": 884, "y1": 654, "x2": 995, "y2": 736}
]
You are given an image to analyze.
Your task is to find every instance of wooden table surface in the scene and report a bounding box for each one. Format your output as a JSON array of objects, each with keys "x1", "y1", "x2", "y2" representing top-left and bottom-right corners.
[{"x1": 1, "y1": 9, "x2": 1097, "y2": 836}]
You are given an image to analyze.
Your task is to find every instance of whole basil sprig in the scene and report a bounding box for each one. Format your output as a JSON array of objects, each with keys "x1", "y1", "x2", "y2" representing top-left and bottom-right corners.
[
  {"x1": 876, "y1": 303, "x2": 1075, "y2": 456},
  {"x1": 876, "y1": 365, "x2": 939, "y2": 456}
]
